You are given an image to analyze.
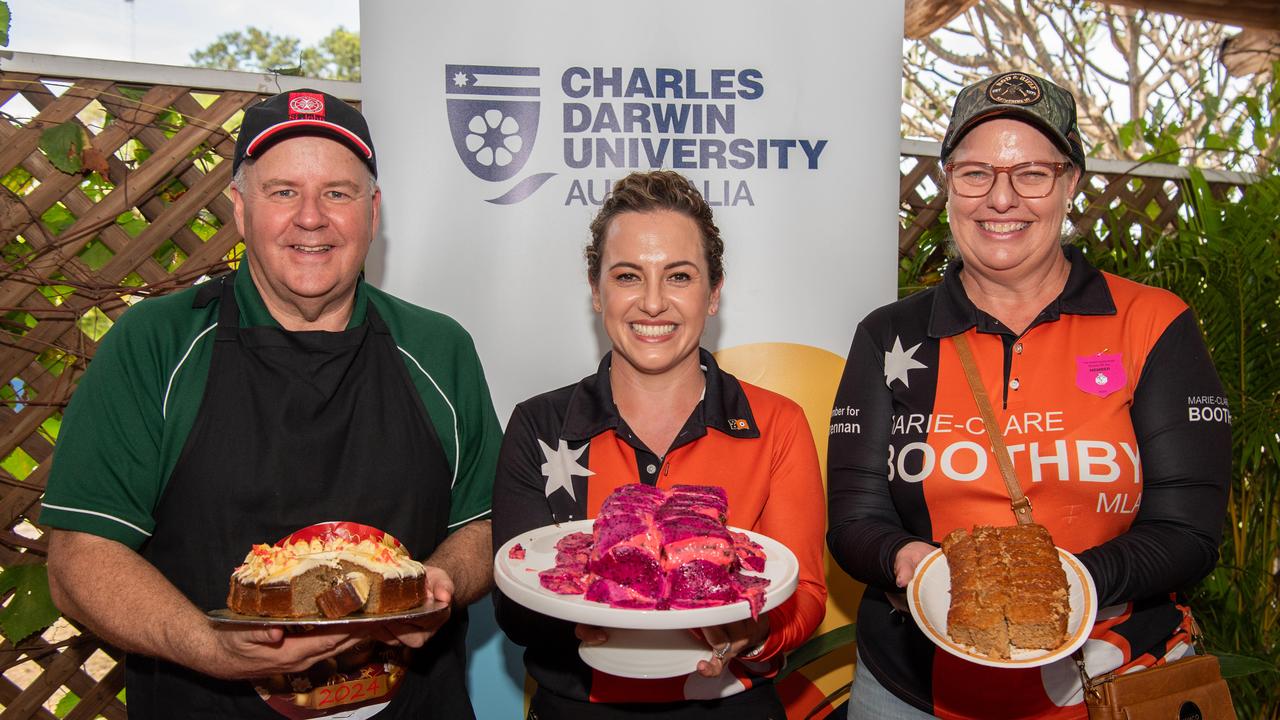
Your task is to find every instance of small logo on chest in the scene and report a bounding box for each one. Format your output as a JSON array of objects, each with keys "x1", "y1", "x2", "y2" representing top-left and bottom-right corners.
[{"x1": 1075, "y1": 353, "x2": 1125, "y2": 398}]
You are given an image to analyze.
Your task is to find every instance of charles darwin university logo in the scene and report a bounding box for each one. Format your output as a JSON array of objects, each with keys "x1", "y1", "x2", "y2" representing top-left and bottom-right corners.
[{"x1": 445, "y1": 64, "x2": 555, "y2": 204}]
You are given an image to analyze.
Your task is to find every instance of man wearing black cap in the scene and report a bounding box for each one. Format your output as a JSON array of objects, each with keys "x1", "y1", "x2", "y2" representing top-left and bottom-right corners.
[{"x1": 42, "y1": 89, "x2": 502, "y2": 718}]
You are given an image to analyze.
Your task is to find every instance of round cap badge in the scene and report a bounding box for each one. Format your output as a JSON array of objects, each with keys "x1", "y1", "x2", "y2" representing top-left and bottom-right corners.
[
  {"x1": 987, "y1": 72, "x2": 1042, "y2": 106},
  {"x1": 288, "y1": 95, "x2": 324, "y2": 115}
]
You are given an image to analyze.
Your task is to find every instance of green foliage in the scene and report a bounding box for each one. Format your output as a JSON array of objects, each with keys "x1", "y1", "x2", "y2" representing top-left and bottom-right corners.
[
  {"x1": 779, "y1": 623, "x2": 857, "y2": 680},
  {"x1": 53, "y1": 689, "x2": 77, "y2": 718},
  {"x1": 40, "y1": 202, "x2": 76, "y2": 236},
  {"x1": 38, "y1": 281, "x2": 74, "y2": 307},
  {"x1": 39, "y1": 413, "x2": 61, "y2": 444},
  {"x1": 115, "y1": 210, "x2": 147, "y2": 238},
  {"x1": 190, "y1": 26, "x2": 360, "y2": 81},
  {"x1": 1080, "y1": 79, "x2": 1280, "y2": 714},
  {"x1": 190, "y1": 27, "x2": 301, "y2": 73},
  {"x1": 0, "y1": 1, "x2": 9, "y2": 47},
  {"x1": 116, "y1": 86, "x2": 146, "y2": 102},
  {"x1": 38, "y1": 122, "x2": 84, "y2": 174},
  {"x1": 1083, "y1": 167, "x2": 1280, "y2": 718},
  {"x1": 1185, "y1": 175, "x2": 1280, "y2": 718},
  {"x1": 77, "y1": 307, "x2": 114, "y2": 342},
  {"x1": 2, "y1": 235, "x2": 34, "y2": 266},
  {"x1": 152, "y1": 239, "x2": 187, "y2": 273},
  {"x1": 78, "y1": 239, "x2": 114, "y2": 271},
  {"x1": 0, "y1": 565, "x2": 60, "y2": 644},
  {"x1": 37, "y1": 349, "x2": 72, "y2": 377},
  {"x1": 1, "y1": 445, "x2": 36, "y2": 480},
  {"x1": 79, "y1": 171, "x2": 112, "y2": 203},
  {"x1": 0, "y1": 381, "x2": 18, "y2": 406},
  {"x1": 4, "y1": 309, "x2": 35, "y2": 336},
  {"x1": 306, "y1": 27, "x2": 360, "y2": 82},
  {"x1": 190, "y1": 208, "x2": 221, "y2": 242},
  {"x1": 1115, "y1": 117, "x2": 1183, "y2": 164},
  {"x1": 54, "y1": 686, "x2": 125, "y2": 718},
  {"x1": 1218, "y1": 652, "x2": 1280, "y2": 680},
  {"x1": 899, "y1": 212, "x2": 952, "y2": 298},
  {"x1": 2, "y1": 166, "x2": 33, "y2": 195}
]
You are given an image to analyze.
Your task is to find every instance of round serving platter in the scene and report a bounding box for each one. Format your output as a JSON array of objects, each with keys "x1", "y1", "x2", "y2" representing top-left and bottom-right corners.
[
  {"x1": 207, "y1": 600, "x2": 448, "y2": 628},
  {"x1": 494, "y1": 518, "x2": 798, "y2": 677},
  {"x1": 907, "y1": 547, "x2": 1097, "y2": 669}
]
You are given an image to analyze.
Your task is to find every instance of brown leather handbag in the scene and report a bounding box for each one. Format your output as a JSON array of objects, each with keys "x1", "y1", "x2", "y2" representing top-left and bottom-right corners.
[
  {"x1": 1077, "y1": 650, "x2": 1236, "y2": 720},
  {"x1": 952, "y1": 334, "x2": 1238, "y2": 720}
]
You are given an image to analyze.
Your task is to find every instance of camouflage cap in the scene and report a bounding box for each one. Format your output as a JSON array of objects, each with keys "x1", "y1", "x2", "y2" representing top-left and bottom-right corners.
[{"x1": 940, "y1": 71, "x2": 1085, "y2": 169}]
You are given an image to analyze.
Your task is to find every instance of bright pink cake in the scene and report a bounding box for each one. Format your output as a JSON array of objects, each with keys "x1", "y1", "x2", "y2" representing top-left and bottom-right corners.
[{"x1": 538, "y1": 484, "x2": 770, "y2": 616}]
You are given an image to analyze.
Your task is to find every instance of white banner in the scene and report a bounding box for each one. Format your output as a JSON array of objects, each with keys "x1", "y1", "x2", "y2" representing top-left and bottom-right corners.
[{"x1": 362, "y1": 1, "x2": 902, "y2": 715}]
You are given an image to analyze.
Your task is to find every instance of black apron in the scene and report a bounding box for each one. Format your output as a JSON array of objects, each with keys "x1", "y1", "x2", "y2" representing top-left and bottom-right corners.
[{"x1": 128, "y1": 273, "x2": 473, "y2": 719}]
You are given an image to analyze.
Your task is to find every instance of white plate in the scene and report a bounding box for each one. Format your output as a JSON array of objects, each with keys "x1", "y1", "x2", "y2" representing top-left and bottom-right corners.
[
  {"x1": 207, "y1": 599, "x2": 449, "y2": 627},
  {"x1": 577, "y1": 628, "x2": 714, "y2": 679},
  {"x1": 494, "y1": 519, "x2": 798, "y2": 629},
  {"x1": 495, "y1": 519, "x2": 798, "y2": 678},
  {"x1": 907, "y1": 546, "x2": 1097, "y2": 668}
]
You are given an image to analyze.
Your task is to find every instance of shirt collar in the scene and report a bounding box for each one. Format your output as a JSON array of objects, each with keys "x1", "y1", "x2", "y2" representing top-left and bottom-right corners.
[
  {"x1": 927, "y1": 244, "x2": 1116, "y2": 338},
  {"x1": 560, "y1": 348, "x2": 761, "y2": 443},
  {"x1": 235, "y1": 263, "x2": 369, "y2": 330}
]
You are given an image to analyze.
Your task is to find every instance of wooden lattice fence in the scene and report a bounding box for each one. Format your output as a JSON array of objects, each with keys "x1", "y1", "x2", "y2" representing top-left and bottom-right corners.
[
  {"x1": 0, "y1": 53, "x2": 359, "y2": 718},
  {"x1": 0, "y1": 52, "x2": 1254, "y2": 718}
]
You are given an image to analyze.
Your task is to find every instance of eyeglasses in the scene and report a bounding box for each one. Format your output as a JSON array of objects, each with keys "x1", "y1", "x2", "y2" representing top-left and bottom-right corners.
[{"x1": 944, "y1": 161, "x2": 1072, "y2": 198}]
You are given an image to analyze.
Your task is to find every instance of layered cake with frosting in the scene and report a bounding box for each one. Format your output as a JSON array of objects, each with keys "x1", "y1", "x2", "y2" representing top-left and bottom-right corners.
[
  {"x1": 228, "y1": 525, "x2": 426, "y2": 619},
  {"x1": 943, "y1": 523, "x2": 1069, "y2": 658},
  {"x1": 539, "y1": 484, "x2": 770, "y2": 617}
]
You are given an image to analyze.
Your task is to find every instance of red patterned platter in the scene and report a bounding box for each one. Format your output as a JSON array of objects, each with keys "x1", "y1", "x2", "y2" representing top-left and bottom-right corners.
[{"x1": 277, "y1": 521, "x2": 406, "y2": 550}]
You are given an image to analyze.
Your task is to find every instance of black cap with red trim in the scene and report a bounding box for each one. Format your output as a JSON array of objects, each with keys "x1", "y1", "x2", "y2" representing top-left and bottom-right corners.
[{"x1": 232, "y1": 89, "x2": 377, "y2": 177}]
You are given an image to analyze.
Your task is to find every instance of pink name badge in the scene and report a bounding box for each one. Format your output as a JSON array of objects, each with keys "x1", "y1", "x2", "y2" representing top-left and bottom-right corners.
[{"x1": 1076, "y1": 353, "x2": 1125, "y2": 398}]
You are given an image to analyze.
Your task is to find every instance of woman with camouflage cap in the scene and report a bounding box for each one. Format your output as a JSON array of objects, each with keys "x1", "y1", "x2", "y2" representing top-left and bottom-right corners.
[{"x1": 826, "y1": 71, "x2": 1230, "y2": 718}]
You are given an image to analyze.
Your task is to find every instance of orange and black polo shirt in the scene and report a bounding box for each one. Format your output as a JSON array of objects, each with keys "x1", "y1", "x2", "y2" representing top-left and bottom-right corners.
[
  {"x1": 493, "y1": 349, "x2": 827, "y2": 706},
  {"x1": 827, "y1": 245, "x2": 1231, "y2": 719}
]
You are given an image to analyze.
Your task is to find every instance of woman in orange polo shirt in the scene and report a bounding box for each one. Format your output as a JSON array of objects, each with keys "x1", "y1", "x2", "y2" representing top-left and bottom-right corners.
[
  {"x1": 492, "y1": 170, "x2": 827, "y2": 719},
  {"x1": 827, "y1": 71, "x2": 1231, "y2": 719}
]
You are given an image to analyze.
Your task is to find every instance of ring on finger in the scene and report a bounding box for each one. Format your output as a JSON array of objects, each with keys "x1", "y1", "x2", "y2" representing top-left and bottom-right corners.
[{"x1": 713, "y1": 641, "x2": 732, "y2": 660}]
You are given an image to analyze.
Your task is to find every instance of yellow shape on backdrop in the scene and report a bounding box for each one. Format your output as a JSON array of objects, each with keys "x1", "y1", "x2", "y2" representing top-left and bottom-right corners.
[{"x1": 715, "y1": 342, "x2": 864, "y2": 706}]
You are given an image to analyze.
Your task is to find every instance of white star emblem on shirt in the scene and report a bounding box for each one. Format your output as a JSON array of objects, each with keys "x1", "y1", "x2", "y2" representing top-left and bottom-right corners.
[
  {"x1": 884, "y1": 336, "x2": 928, "y2": 388},
  {"x1": 538, "y1": 439, "x2": 594, "y2": 501}
]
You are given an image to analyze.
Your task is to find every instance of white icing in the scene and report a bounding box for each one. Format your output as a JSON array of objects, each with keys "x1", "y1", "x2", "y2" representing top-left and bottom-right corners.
[
  {"x1": 345, "y1": 571, "x2": 371, "y2": 603},
  {"x1": 232, "y1": 536, "x2": 424, "y2": 584}
]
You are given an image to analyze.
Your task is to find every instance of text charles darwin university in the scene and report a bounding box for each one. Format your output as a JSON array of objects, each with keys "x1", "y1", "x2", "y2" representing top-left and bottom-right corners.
[{"x1": 445, "y1": 64, "x2": 830, "y2": 206}]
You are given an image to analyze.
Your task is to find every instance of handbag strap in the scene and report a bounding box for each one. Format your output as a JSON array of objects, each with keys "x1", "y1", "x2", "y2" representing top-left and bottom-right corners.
[
  {"x1": 1074, "y1": 598, "x2": 1210, "y2": 687},
  {"x1": 954, "y1": 337, "x2": 1213, "y2": 688},
  {"x1": 952, "y1": 332, "x2": 1035, "y2": 525},
  {"x1": 953, "y1": 332, "x2": 1131, "y2": 688}
]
